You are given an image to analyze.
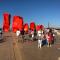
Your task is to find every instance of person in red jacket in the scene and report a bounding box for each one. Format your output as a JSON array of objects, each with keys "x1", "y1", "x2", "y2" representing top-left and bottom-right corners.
[{"x1": 46, "y1": 32, "x2": 53, "y2": 47}]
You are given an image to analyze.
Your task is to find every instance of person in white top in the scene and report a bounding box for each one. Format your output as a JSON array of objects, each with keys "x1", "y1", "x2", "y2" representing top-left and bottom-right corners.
[
  {"x1": 37, "y1": 30, "x2": 43, "y2": 48},
  {"x1": 16, "y1": 30, "x2": 20, "y2": 37},
  {"x1": 31, "y1": 31, "x2": 34, "y2": 41}
]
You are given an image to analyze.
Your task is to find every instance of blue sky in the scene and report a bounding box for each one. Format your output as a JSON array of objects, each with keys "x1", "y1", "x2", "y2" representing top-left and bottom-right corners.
[{"x1": 0, "y1": 0, "x2": 60, "y2": 28}]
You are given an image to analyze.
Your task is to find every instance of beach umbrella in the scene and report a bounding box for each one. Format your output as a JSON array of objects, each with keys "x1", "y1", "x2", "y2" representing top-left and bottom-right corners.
[
  {"x1": 12, "y1": 16, "x2": 23, "y2": 32},
  {"x1": 24, "y1": 23, "x2": 29, "y2": 32},
  {"x1": 30, "y1": 22, "x2": 35, "y2": 31},
  {"x1": 3, "y1": 12, "x2": 10, "y2": 32}
]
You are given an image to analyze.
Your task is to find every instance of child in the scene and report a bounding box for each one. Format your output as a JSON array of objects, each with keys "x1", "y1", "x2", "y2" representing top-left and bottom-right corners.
[{"x1": 46, "y1": 32, "x2": 52, "y2": 47}]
